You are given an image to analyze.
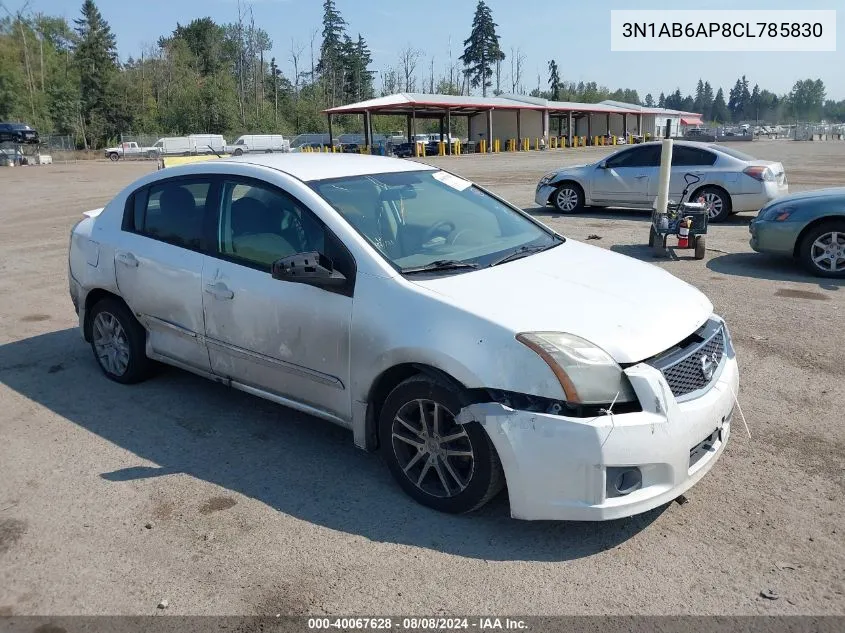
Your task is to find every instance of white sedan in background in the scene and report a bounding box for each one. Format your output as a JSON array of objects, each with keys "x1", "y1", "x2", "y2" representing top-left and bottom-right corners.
[
  {"x1": 535, "y1": 140, "x2": 788, "y2": 221},
  {"x1": 68, "y1": 153, "x2": 738, "y2": 520}
]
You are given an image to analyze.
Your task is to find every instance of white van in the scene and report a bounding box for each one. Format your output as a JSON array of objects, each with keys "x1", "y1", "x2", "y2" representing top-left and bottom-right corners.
[
  {"x1": 152, "y1": 135, "x2": 226, "y2": 156},
  {"x1": 227, "y1": 134, "x2": 290, "y2": 155},
  {"x1": 152, "y1": 137, "x2": 193, "y2": 156},
  {"x1": 189, "y1": 134, "x2": 226, "y2": 154}
]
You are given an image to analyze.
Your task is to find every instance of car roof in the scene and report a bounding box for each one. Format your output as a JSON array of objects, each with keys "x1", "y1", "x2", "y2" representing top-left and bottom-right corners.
[{"x1": 220, "y1": 152, "x2": 436, "y2": 182}]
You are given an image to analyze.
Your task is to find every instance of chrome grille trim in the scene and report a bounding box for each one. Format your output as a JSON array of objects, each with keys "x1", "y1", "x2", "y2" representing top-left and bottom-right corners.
[{"x1": 647, "y1": 320, "x2": 727, "y2": 400}]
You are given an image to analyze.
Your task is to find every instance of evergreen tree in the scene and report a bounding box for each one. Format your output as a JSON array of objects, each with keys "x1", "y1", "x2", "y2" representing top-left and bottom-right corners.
[
  {"x1": 460, "y1": 1, "x2": 505, "y2": 97},
  {"x1": 644, "y1": 93, "x2": 654, "y2": 107},
  {"x1": 711, "y1": 87, "x2": 729, "y2": 122},
  {"x1": 317, "y1": 0, "x2": 347, "y2": 106},
  {"x1": 73, "y1": 0, "x2": 118, "y2": 147},
  {"x1": 693, "y1": 79, "x2": 704, "y2": 112},
  {"x1": 547, "y1": 59, "x2": 560, "y2": 101},
  {"x1": 701, "y1": 81, "x2": 714, "y2": 120},
  {"x1": 658, "y1": 92, "x2": 665, "y2": 108}
]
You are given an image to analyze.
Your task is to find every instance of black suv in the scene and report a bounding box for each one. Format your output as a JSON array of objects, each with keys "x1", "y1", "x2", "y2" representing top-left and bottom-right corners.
[{"x1": 0, "y1": 122, "x2": 39, "y2": 144}]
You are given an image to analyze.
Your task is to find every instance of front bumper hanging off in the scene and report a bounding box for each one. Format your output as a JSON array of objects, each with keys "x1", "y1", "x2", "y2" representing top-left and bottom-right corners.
[{"x1": 456, "y1": 356, "x2": 739, "y2": 521}]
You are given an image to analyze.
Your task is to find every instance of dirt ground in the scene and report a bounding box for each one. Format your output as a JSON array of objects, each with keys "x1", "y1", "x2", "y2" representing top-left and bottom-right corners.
[{"x1": 0, "y1": 140, "x2": 843, "y2": 616}]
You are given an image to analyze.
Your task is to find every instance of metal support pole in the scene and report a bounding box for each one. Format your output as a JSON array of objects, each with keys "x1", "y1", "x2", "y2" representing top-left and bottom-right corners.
[
  {"x1": 587, "y1": 115, "x2": 592, "y2": 145},
  {"x1": 606, "y1": 113, "x2": 610, "y2": 138},
  {"x1": 623, "y1": 113, "x2": 628, "y2": 139},
  {"x1": 364, "y1": 110, "x2": 371, "y2": 150},
  {"x1": 516, "y1": 110, "x2": 522, "y2": 150},
  {"x1": 327, "y1": 114, "x2": 334, "y2": 148},
  {"x1": 439, "y1": 116, "x2": 445, "y2": 144},
  {"x1": 567, "y1": 112, "x2": 573, "y2": 148},
  {"x1": 486, "y1": 109, "x2": 493, "y2": 153},
  {"x1": 637, "y1": 113, "x2": 643, "y2": 137},
  {"x1": 406, "y1": 114, "x2": 412, "y2": 143},
  {"x1": 543, "y1": 110, "x2": 550, "y2": 147},
  {"x1": 446, "y1": 109, "x2": 452, "y2": 155}
]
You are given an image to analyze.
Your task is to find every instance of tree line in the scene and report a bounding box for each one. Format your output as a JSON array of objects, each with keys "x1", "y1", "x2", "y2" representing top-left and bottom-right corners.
[{"x1": 0, "y1": 0, "x2": 842, "y2": 149}]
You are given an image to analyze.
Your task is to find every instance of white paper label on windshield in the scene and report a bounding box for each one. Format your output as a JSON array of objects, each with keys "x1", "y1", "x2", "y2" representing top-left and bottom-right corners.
[{"x1": 432, "y1": 171, "x2": 472, "y2": 191}]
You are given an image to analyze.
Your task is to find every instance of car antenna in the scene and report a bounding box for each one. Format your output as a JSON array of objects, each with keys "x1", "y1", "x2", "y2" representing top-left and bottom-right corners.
[{"x1": 208, "y1": 144, "x2": 222, "y2": 158}]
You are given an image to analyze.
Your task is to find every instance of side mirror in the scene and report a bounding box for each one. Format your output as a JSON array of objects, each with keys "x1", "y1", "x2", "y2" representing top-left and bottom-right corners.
[
  {"x1": 271, "y1": 251, "x2": 346, "y2": 287},
  {"x1": 597, "y1": 161, "x2": 608, "y2": 169}
]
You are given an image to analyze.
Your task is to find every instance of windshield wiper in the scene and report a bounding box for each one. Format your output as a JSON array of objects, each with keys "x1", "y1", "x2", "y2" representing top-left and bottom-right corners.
[
  {"x1": 489, "y1": 243, "x2": 558, "y2": 267},
  {"x1": 400, "y1": 259, "x2": 480, "y2": 274}
]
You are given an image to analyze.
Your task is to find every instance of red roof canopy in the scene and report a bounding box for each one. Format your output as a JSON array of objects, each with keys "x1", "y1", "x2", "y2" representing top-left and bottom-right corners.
[{"x1": 681, "y1": 117, "x2": 704, "y2": 126}]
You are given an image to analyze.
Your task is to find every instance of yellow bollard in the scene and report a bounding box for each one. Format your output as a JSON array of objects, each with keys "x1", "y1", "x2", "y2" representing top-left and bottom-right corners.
[
  {"x1": 456, "y1": 140, "x2": 461, "y2": 155},
  {"x1": 612, "y1": 136, "x2": 617, "y2": 145}
]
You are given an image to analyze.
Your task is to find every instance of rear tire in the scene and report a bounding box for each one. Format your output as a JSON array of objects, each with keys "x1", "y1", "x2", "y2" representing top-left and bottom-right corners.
[
  {"x1": 798, "y1": 220, "x2": 845, "y2": 278},
  {"x1": 379, "y1": 375, "x2": 504, "y2": 514},
  {"x1": 88, "y1": 298, "x2": 152, "y2": 384},
  {"x1": 552, "y1": 182, "x2": 584, "y2": 213},
  {"x1": 696, "y1": 186, "x2": 731, "y2": 222}
]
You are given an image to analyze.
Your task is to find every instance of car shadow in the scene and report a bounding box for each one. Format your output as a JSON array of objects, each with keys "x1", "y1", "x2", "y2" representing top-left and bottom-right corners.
[
  {"x1": 0, "y1": 329, "x2": 665, "y2": 563},
  {"x1": 707, "y1": 252, "x2": 845, "y2": 290},
  {"x1": 524, "y1": 206, "x2": 755, "y2": 227}
]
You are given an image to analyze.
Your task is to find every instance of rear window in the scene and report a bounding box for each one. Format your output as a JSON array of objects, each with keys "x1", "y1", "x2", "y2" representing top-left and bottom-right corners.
[
  {"x1": 709, "y1": 144, "x2": 756, "y2": 162},
  {"x1": 126, "y1": 179, "x2": 212, "y2": 250}
]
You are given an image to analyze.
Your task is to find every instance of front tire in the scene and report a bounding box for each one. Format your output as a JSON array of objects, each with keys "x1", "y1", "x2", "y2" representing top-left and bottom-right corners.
[
  {"x1": 552, "y1": 182, "x2": 584, "y2": 213},
  {"x1": 798, "y1": 220, "x2": 845, "y2": 278},
  {"x1": 379, "y1": 375, "x2": 504, "y2": 514},
  {"x1": 696, "y1": 186, "x2": 731, "y2": 222},
  {"x1": 88, "y1": 298, "x2": 152, "y2": 384},
  {"x1": 233, "y1": 148, "x2": 243, "y2": 156},
  {"x1": 108, "y1": 152, "x2": 119, "y2": 162}
]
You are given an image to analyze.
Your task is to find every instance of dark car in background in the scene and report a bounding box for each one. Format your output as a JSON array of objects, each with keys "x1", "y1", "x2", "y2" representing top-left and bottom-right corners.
[{"x1": 0, "y1": 122, "x2": 39, "y2": 144}]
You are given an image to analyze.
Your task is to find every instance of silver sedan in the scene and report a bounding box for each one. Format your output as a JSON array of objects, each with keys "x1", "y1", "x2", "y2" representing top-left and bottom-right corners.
[{"x1": 535, "y1": 141, "x2": 788, "y2": 222}]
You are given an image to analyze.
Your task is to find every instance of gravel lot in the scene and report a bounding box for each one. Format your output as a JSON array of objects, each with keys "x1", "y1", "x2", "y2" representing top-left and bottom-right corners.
[{"x1": 0, "y1": 140, "x2": 843, "y2": 616}]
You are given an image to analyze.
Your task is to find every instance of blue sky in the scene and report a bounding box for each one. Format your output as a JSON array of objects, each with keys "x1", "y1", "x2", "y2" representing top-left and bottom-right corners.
[{"x1": 18, "y1": 0, "x2": 845, "y2": 99}]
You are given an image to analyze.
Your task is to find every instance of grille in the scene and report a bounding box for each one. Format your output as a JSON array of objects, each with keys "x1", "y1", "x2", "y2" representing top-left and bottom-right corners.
[{"x1": 660, "y1": 329, "x2": 725, "y2": 398}]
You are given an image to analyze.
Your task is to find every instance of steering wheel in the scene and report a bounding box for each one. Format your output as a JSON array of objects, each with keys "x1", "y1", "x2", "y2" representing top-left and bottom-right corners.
[{"x1": 421, "y1": 220, "x2": 456, "y2": 246}]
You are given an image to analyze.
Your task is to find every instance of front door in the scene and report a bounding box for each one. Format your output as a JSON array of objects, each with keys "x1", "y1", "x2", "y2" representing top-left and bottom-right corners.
[
  {"x1": 591, "y1": 145, "x2": 660, "y2": 206},
  {"x1": 114, "y1": 176, "x2": 216, "y2": 372},
  {"x1": 202, "y1": 177, "x2": 355, "y2": 420}
]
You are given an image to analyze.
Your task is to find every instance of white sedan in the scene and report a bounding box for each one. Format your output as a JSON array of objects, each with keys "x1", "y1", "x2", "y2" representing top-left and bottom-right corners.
[
  {"x1": 535, "y1": 141, "x2": 788, "y2": 222},
  {"x1": 68, "y1": 153, "x2": 738, "y2": 520}
]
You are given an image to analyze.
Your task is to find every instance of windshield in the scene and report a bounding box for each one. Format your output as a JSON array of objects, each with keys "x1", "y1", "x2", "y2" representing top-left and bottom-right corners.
[
  {"x1": 710, "y1": 144, "x2": 756, "y2": 162},
  {"x1": 311, "y1": 170, "x2": 561, "y2": 273}
]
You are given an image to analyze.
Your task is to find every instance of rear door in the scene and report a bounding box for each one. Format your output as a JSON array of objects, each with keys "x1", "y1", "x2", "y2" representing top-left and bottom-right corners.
[
  {"x1": 590, "y1": 145, "x2": 660, "y2": 206},
  {"x1": 113, "y1": 176, "x2": 218, "y2": 372},
  {"x1": 667, "y1": 145, "x2": 718, "y2": 199}
]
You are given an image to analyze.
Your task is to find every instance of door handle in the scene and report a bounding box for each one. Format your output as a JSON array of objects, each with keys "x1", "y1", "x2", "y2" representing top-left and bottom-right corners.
[
  {"x1": 204, "y1": 281, "x2": 234, "y2": 300},
  {"x1": 116, "y1": 252, "x2": 139, "y2": 267},
  {"x1": 634, "y1": 175, "x2": 648, "y2": 179}
]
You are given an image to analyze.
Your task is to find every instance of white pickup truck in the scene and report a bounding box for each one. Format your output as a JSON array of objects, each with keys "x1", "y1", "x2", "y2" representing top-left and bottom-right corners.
[{"x1": 104, "y1": 142, "x2": 159, "y2": 161}]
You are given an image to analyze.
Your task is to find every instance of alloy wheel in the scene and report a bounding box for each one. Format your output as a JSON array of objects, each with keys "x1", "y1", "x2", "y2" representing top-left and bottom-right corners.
[
  {"x1": 92, "y1": 311, "x2": 131, "y2": 376},
  {"x1": 702, "y1": 191, "x2": 724, "y2": 219},
  {"x1": 555, "y1": 187, "x2": 580, "y2": 212},
  {"x1": 810, "y1": 230, "x2": 845, "y2": 273},
  {"x1": 391, "y1": 399, "x2": 475, "y2": 499}
]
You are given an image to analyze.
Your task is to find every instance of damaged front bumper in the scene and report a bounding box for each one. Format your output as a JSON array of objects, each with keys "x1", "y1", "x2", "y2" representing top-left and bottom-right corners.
[
  {"x1": 534, "y1": 183, "x2": 556, "y2": 207},
  {"x1": 456, "y1": 356, "x2": 738, "y2": 521}
]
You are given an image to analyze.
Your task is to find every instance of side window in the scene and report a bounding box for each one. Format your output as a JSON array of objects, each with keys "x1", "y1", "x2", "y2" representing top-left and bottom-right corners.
[
  {"x1": 218, "y1": 180, "x2": 327, "y2": 270},
  {"x1": 605, "y1": 148, "x2": 653, "y2": 168},
  {"x1": 672, "y1": 146, "x2": 717, "y2": 167},
  {"x1": 129, "y1": 179, "x2": 211, "y2": 250}
]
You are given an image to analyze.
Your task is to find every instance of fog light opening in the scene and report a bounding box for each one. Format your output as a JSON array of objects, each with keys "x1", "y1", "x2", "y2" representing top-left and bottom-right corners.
[{"x1": 613, "y1": 468, "x2": 642, "y2": 496}]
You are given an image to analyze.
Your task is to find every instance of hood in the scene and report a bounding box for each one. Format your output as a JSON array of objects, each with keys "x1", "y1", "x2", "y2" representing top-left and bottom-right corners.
[
  {"x1": 410, "y1": 240, "x2": 713, "y2": 364},
  {"x1": 764, "y1": 187, "x2": 845, "y2": 206},
  {"x1": 553, "y1": 163, "x2": 591, "y2": 176}
]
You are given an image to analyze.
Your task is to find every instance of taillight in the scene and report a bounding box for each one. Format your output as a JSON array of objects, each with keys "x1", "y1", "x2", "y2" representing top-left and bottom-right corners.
[{"x1": 744, "y1": 165, "x2": 774, "y2": 182}]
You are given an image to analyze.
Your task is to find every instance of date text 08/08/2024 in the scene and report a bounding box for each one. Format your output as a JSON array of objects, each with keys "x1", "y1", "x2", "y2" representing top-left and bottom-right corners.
[{"x1": 307, "y1": 617, "x2": 529, "y2": 630}]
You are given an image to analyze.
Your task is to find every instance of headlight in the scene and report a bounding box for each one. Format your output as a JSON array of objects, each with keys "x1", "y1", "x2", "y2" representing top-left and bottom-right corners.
[
  {"x1": 516, "y1": 332, "x2": 637, "y2": 405},
  {"x1": 539, "y1": 172, "x2": 557, "y2": 184},
  {"x1": 759, "y1": 204, "x2": 796, "y2": 222}
]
